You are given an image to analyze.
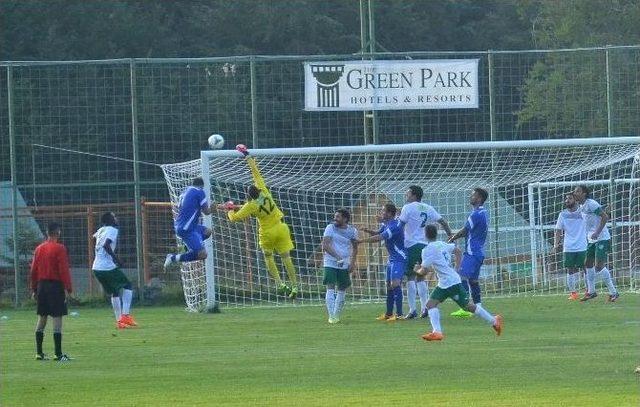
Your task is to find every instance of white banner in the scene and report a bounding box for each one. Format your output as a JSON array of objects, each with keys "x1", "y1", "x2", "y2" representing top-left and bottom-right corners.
[{"x1": 304, "y1": 59, "x2": 479, "y2": 111}]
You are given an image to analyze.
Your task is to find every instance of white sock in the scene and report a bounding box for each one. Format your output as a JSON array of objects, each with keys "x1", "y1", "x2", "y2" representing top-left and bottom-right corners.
[
  {"x1": 334, "y1": 291, "x2": 346, "y2": 318},
  {"x1": 417, "y1": 280, "x2": 429, "y2": 313},
  {"x1": 474, "y1": 304, "x2": 496, "y2": 325},
  {"x1": 585, "y1": 268, "x2": 596, "y2": 293},
  {"x1": 122, "y1": 289, "x2": 133, "y2": 315},
  {"x1": 325, "y1": 289, "x2": 336, "y2": 318},
  {"x1": 598, "y1": 267, "x2": 617, "y2": 295},
  {"x1": 427, "y1": 308, "x2": 442, "y2": 333},
  {"x1": 111, "y1": 296, "x2": 122, "y2": 321},
  {"x1": 567, "y1": 273, "x2": 577, "y2": 292},
  {"x1": 406, "y1": 280, "x2": 417, "y2": 313}
]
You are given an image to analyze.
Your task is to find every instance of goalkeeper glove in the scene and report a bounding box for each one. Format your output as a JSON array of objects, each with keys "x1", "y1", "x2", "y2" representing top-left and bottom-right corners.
[{"x1": 236, "y1": 144, "x2": 249, "y2": 156}]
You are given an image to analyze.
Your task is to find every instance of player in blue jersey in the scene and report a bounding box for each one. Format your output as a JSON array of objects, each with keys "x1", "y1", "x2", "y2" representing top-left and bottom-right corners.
[
  {"x1": 448, "y1": 187, "x2": 489, "y2": 317},
  {"x1": 164, "y1": 177, "x2": 214, "y2": 268},
  {"x1": 358, "y1": 203, "x2": 407, "y2": 321}
]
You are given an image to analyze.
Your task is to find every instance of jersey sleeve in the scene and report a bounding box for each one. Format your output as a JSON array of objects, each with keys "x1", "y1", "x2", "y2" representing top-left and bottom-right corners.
[
  {"x1": 426, "y1": 205, "x2": 442, "y2": 222},
  {"x1": 464, "y1": 215, "x2": 473, "y2": 232},
  {"x1": 350, "y1": 226, "x2": 358, "y2": 241},
  {"x1": 380, "y1": 224, "x2": 392, "y2": 241},
  {"x1": 588, "y1": 200, "x2": 603, "y2": 216},
  {"x1": 228, "y1": 200, "x2": 259, "y2": 222},
  {"x1": 398, "y1": 205, "x2": 410, "y2": 224},
  {"x1": 323, "y1": 224, "x2": 334, "y2": 238},
  {"x1": 247, "y1": 157, "x2": 267, "y2": 192},
  {"x1": 198, "y1": 189, "x2": 208, "y2": 209},
  {"x1": 421, "y1": 246, "x2": 435, "y2": 268},
  {"x1": 555, "y1": 213, "x2": 564, "y2": 230},
  {"x1": 445, "y1": 243, "x2": 456, "y2": 255},
  {"x1": 382, "y1": 221, "x2": 402, "y2": 239},
  {"x1": 104, "y1": 227, "x2": 118, "y2": 245}
]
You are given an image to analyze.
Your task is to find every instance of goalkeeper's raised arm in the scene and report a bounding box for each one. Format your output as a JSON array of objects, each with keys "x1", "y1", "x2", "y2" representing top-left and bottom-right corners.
[{"x1": 218, "y1": 144, "x2": 300, "y2": 299}]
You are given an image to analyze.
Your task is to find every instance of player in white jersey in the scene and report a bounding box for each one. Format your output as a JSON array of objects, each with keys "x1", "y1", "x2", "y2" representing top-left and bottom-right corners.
[
  {"x1": 554, "y1": 193, "x2": 587, "y2": 300},
  {"x1": 416, "y1": 224, "x2": 502, "y2": 341},
  {"x1": 322, "y1": 208, "x2": 359, "y2": 324},
  {"x1": 573, "y1": 185, "x2": 619, "y2": 302},
  {"x1": 92, "y1": 212, "x2": 137, "y2": 329},
  {"x1": 399, "y1": 185, "x2": 452, "y2": 319}
]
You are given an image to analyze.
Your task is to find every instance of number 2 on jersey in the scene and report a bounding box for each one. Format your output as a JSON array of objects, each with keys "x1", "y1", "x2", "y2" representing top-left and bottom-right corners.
[{"x1": 419, "y1": 212, "x2": 429, "y2": 228}]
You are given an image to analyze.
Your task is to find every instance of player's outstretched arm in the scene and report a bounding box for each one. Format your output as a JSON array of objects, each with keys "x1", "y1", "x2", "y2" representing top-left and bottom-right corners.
[
  {"x1": 438, "y1": 218, "x2": 454, "y2": 237},
  {"x1": 357, "y1": 234, "x2": 383, "y2": 244},
  {"x1": 227, "y1": 200, "x2": 258, "y2": 222},
  {"x1": 216, "y1": 201, "x2": 242, "y2": 211},
  {"x1": 236, "y1": 144, "x2": 267, "y2": 192},
  {"x1": 448, "y1": 227, "x2": 466, "y2": 243}
]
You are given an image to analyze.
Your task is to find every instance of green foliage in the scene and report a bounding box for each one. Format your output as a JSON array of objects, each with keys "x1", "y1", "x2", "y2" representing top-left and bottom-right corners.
[
  {"x1": 0, "y1": 296, "x2": 638, "y2": 405},
  {"x1": 0, "y1": 1, "x2": 534, "y2": 60},
  {"x1": 515, "y1": 0, "x2": 640, "y2": 136}
]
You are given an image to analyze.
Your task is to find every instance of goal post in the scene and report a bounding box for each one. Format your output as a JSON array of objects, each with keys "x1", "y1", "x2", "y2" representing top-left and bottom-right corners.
[
  {"x1": 527, "y1": 177, "x2": 640, "y2": 289},
  {"x1": 162, "y1": 136, "x2": 640, "y2": 311}
]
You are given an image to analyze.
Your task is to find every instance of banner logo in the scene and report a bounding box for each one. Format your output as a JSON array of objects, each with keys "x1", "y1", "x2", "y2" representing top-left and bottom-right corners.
[{"x1": 310, "y1": 64, "x2": 345, "y2": 108}]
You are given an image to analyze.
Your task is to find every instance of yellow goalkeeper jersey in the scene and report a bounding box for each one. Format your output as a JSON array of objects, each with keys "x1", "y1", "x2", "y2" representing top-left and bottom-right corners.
[{"x1": 227, "y1": 157, "x2": 284, "y2": 230}]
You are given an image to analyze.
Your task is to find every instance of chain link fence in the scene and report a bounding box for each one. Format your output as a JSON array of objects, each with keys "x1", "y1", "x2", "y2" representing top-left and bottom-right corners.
[{"x1": 1, "y1": 46, "x2": 638, "y2": 306}]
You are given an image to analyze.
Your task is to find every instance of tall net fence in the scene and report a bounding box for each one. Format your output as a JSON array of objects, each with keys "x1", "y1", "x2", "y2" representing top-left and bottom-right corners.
[{"x1": 1, "y1": 46, "x2": 639, "y2": 307}]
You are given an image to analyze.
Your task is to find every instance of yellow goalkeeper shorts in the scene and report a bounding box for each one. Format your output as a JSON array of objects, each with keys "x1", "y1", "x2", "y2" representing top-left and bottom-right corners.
[{"x1": 259, "y1": 222, "x2": 295, "y2": 254}]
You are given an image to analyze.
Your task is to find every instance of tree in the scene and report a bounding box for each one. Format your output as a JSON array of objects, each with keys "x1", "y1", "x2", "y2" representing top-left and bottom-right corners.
[{"x1": 515, "y1": 0, "x2": 640, "y2": 137}]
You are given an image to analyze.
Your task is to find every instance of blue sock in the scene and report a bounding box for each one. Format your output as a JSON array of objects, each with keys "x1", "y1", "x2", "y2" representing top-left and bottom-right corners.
[
  {"x1": 179, "y1": 250, "x2": 199, "y2": 262},
  {"x1": 469, "y1": 281, "x2": 482, "y2": 304},
  {"x1": 386, "y1": 288, "x2": 394, "y2": 315},
  {"x1": 393, "y1": 285, "x2": 403, "y2": 316}
]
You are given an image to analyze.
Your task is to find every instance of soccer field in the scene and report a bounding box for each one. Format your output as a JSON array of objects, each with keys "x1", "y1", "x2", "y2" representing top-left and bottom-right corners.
[{"x1": 1, "y1": 295, "x2": 639, "y2": 406}]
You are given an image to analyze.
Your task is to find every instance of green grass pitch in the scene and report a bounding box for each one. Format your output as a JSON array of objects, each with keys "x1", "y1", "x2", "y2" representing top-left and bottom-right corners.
[{"x1": 1, "y1": 295, "x2": 639, "y2": 406}]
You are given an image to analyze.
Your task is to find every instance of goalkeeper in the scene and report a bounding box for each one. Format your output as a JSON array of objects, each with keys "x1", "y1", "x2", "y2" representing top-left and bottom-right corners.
[{"x1": 219, "y1": 144, "x2": 299, "y2": 299}]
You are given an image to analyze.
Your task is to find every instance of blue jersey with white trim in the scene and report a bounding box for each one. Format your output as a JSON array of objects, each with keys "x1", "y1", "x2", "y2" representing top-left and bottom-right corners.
[
  {"x1": 464, "y1": 206, "x2": 488, "y2": 256},
  {"x1": 379, "y1": 219, "x2": 407, "y2": 264},
  {"x1": 174, "y1": 187, "x2": 208, "y2": 233}
]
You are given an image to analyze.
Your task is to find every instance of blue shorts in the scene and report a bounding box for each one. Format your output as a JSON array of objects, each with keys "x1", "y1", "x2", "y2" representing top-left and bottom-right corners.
[
  {"x1": 386, "y1": 262, "x2": 406, "y2": 282},
  {"x1": 459, "y1": 253, "x2": 484, "y2": 280},
  {"x1": 176, "y1": 225, "x2": 209, "y2": 252}
]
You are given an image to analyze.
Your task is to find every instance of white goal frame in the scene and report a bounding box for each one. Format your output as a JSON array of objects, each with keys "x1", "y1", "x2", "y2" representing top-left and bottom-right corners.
[{"x1": 198, "y1": 136, "x2": 640, "y2": 310}]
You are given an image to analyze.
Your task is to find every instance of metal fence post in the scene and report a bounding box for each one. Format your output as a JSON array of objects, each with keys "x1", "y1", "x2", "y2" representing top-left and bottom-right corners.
[
  {"x1": 488, "y1": 50, "x2": 503, "y2": 290},
  {"x1": 250, "y1": 57, "x2": 258, "y2": 148},
  {"x1": 130, "y1": 60, "x2": 145, "y2": 299},
  {"x1": 7, "y1": 66, "x2": 20, "y2": 306}
]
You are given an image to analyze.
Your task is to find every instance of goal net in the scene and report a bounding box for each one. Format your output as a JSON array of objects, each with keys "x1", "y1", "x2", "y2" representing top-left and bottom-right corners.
[{"x1": 161, "y1": 137, "x2": 640, "y2": 311}]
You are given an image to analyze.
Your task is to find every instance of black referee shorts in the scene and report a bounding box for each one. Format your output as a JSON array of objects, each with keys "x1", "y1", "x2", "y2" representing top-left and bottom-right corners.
[{"x1": 36, "y1": 280, "x2": 68, "y2": 317}]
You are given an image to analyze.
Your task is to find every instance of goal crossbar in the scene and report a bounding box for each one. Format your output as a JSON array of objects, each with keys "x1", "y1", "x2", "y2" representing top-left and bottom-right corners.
[{"x1": 201, "y1": 136, "x2": 640, "y2": 159}]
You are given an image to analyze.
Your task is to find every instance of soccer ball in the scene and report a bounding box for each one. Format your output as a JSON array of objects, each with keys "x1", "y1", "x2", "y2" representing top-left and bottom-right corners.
[{"x1": 208, "y1": 134, "x2": 225, "y2": 149}]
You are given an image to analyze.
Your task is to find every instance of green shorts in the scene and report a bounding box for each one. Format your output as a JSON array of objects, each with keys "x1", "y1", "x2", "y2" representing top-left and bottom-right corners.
[
  {"x1": 405, "y1": 243, "x2": 426, "y2": 278},
  {"x1": 586, "y1": 240, "x2": 611, "y2": 263},
  {"x1": 93, "y1": 268, "x2": 130, "y2": 296},
  {"x1": 430, "y1": 284, "x2": 470, "y2": 308},
  {"x1": 323, "y1": 267, "x2": 351, "y2": 290},
  {"x1": 563, "y1": 251, "x2": 586, "y2": 269}
]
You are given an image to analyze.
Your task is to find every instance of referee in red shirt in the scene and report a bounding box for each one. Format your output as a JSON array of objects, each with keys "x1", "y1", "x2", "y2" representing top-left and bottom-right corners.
[{"x1": 30, "y1": 222, "x2": 73, "y2": 361}]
